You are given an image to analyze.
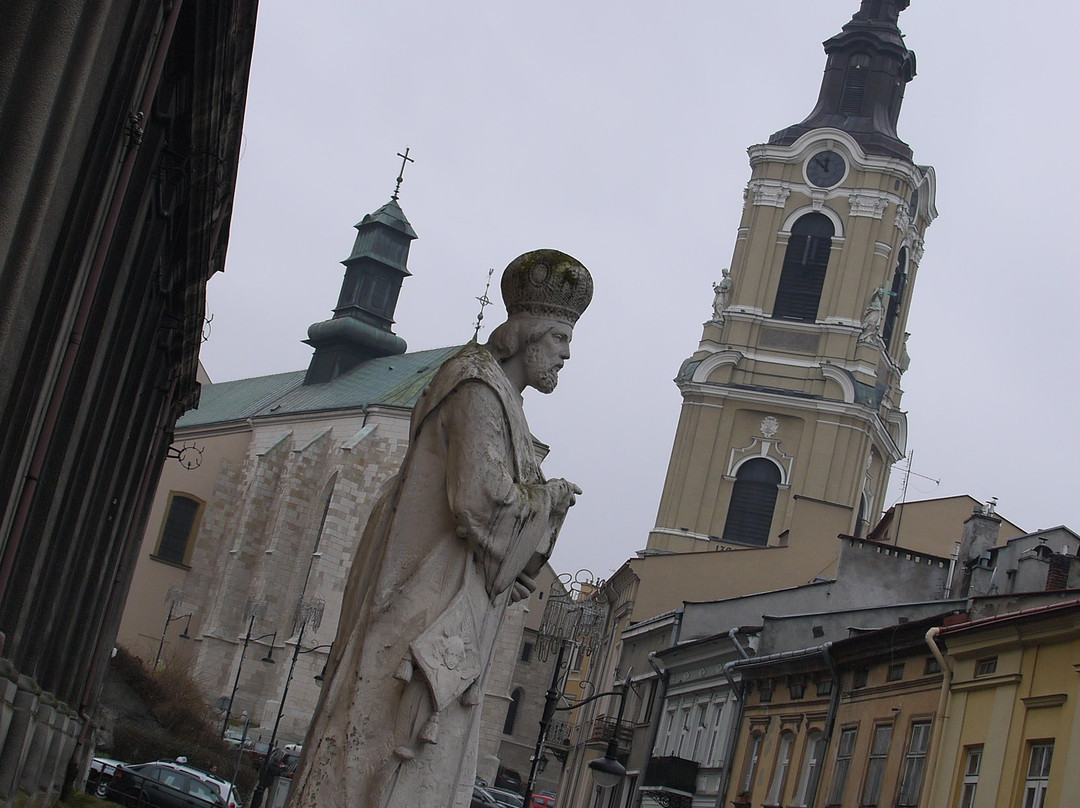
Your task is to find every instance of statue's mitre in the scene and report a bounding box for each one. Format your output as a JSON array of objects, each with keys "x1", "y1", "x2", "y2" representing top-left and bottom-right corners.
[{"x1": 501, "y1": 249, "x2": 593, "y2": 325}]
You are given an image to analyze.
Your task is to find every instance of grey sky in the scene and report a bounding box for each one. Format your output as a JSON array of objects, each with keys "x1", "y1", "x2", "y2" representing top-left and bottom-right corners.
[{"x1": 201, "y1": 1, "x2": 1080, "y2": 578}]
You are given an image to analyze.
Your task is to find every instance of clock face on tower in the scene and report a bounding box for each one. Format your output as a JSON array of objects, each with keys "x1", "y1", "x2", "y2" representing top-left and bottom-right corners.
[{"x1": 806, "y1": 150, "x2": 846, "y2": 187}]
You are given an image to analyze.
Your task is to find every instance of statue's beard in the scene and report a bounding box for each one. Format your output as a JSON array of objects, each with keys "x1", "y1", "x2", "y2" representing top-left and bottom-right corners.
[{"x1": 524, "y1": 344, "x2": 560, "y2": 393}]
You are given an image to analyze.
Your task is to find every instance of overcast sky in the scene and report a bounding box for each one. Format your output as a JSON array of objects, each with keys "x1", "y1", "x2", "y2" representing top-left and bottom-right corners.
[{"x1": 200, "y1": 1, "x2": 1080, "y2": 579}]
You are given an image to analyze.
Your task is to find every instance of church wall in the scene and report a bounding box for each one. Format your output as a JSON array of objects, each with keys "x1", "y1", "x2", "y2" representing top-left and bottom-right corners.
[{"x1": 118, "y1": 427, "x2": 253, "y2": 666}]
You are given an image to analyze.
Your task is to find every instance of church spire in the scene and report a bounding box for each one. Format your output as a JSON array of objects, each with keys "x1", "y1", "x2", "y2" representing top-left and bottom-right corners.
[
  {"x1": 769, "y1": 0, "x2": 917, "y2": 159},
  {"x1": 303, "y1": 157, "x2": 417, "y2": 385}
]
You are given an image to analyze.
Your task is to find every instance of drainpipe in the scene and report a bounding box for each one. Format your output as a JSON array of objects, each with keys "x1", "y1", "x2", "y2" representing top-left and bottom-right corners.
[
  {"x1": 639, "y1": 652, "x2": 669, "y2": 806},
  {"x1": 920, "y1": 627, "x2": 953, "y2": 808},
  {"x1": 714, "y1": 630, "x2": 752, "y2": 808},
  {"x1": 801, "y1": 642, "x2": 842, "y2": 808}
]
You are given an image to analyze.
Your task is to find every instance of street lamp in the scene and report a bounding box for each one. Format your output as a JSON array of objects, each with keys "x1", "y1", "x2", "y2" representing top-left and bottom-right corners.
[
  {"x1": 251, "y1": 599, "x2": 325, "y2": 808},
  {"x1": 154, "y1": 587, "x2": 193, "y2": 669},
  {"x1": 521, "y1": 572, "x2": 611, "y2": 808},
  {"x1": 586, "y1": 672, "x2": 631, "y2": 790},
  {"x1": 219, "y1": 605, "x2": 277, "y2": 738}
]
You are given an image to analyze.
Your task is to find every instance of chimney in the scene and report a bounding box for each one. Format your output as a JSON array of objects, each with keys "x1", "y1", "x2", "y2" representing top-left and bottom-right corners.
[
  {"x1": 1045, "y1": 553, "x2": 1071, "y2": 592},
  {"x1": 949, "y1": 501, "x2": 1002, "y2": 598}
]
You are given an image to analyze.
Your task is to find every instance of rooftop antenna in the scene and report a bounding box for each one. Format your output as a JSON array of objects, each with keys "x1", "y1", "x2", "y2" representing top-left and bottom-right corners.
[
  {"x1": 889, "y1": 452, "x2": 939, "y2": 546},
  {"x1": 472, "y1": 266, "x2": 495, "y2": 342},
  {"x1": 392, "y1": 146, "x2": 413, "y2": 201}
]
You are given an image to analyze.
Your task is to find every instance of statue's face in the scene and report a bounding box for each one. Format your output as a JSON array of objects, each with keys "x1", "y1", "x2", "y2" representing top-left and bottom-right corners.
[{"x1": 524, "y1": 322, "x2": 573, "y2": 394}]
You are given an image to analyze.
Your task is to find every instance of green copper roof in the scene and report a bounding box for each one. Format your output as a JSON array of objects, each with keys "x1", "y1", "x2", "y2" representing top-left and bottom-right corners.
[
  {"x1": 177, "y1": 344, "x2": 463, "y2": 429},
  {"x1": 356, "y1": 198, "x2": 417, "y2": 239}
]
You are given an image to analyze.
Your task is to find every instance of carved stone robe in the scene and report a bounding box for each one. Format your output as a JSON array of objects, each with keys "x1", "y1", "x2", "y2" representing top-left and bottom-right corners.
[{"x1": 286, "y1": 342, "x2": 568, "y2": 808}]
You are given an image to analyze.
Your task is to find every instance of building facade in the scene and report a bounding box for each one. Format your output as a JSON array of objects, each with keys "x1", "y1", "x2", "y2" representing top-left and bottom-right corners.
[{"x1": 0, "y1": 1, "x2": 257, "y2": 802}]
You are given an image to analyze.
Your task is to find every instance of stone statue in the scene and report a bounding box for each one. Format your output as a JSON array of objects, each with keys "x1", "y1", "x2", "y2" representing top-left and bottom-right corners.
[
  {"x1": 899, "y1": 332, "x2": 911, "y2": 372},
  {"x1": 712, "y1": 268, "x2": 733, "y2": 320},
  {"x1": 860, "y1": 285, "x2": 891, "y2": 340},
  {"x1": 286, "y1": 250, "x2": 592, "y2": 808}
]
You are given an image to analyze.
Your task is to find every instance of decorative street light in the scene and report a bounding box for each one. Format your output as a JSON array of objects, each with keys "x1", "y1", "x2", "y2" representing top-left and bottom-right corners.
[
  {"x1": 250, "y1": 599, "x2": 325, "y2": 808},
  {"x1": 220, "y1": 598, "x2": 277, "y2": 738},
  {"x1": 522, "y1": 572, "x2": 611, "y2": 808},
  {"x1": 153, "y1": 586, "x2": 193, "y2": 669}
]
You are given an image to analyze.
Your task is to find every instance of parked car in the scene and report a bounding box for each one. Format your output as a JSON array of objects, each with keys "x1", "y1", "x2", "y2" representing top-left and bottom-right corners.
[
  {"x1": 486, "y1": 787, "x2": 524, "y2": 808},
  {"x1": 261, "y1": 747, "x2": 301, "y2": 782},
  {"x1": 87, "y1": 757, "x2": 124, "y2": 798},
  {"x1": 471, "y1": 786, "x2": 500, "y2": 808},
  {"x1": 494, "y1": 768, "x2": 522, "y2": 792},
  {"x1": 529, "y1": 792, "x2": 555, "y2": 808},
  {"x1": 104, "y1": 760, "x2": 228, "y2": 808}
]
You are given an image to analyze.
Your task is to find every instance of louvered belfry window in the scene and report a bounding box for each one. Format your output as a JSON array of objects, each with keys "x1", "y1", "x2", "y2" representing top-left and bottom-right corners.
[
  {"x1": 722, "y1": 458, "x2": 781, "y2": 546},
  {"x1": 772, "y1": 213, "x2": 834, "y2": 322},
  {"x1": 882, "y1": 247, "x2": 907, "y2": 349}
]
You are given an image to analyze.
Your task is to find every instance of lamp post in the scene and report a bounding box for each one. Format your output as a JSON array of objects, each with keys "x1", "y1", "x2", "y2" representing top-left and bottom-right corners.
[
  {"x1": 251, "y1": 599, "x2": 325, "y2": 808},
  {"x1": 219, "y1": 607, "x2": 277, "y2": 738},
  {"x1": 521, "y1": 572, "x2": 610, "y2": 808},
  {"x1": 153, "y1": 587, "x2": 193, "y2": 669}
]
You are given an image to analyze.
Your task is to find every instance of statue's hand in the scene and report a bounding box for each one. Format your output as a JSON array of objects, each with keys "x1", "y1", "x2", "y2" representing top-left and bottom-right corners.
[
  {"x1": 548, "y1": 478, "x2": 582, "y2": 513},
  {"x1": 510, "y1": 572, "x2": 537, "y2": 603}
]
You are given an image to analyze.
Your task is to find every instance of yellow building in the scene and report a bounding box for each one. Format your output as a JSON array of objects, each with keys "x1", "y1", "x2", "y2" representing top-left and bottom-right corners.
[{"x1": 926, "y1": 598, "x2": 1080, "y2": 808}]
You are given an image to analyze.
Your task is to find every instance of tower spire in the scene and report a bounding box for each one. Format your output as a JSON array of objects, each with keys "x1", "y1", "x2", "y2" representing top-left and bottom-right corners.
[
  {"x1": 769, "y1": 0, "x2": 916, "y2": 159},
  {"x1": 303, "y1": 157, "x2": 418, "y2": 385}
]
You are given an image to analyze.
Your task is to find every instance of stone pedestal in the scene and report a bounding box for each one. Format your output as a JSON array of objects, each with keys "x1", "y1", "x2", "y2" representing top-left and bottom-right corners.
[
  {"x1": 0, "y1": 662, "x2": 18, "y2": 763},
  {"x1": 17, "y1": 691, "x2": 57, "y2": 806},
  {"x1": 0, "y1": 675, "x2": 40, "y2": 803}
]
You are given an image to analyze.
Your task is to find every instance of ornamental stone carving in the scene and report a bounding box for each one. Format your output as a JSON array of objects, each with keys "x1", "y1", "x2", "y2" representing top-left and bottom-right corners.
[
  {"x1": 847, "y1": 192, "x2": 889, "y2": 218},
  {"x1": 748, "y1": 180, "x2": 792, "y2": 208}
]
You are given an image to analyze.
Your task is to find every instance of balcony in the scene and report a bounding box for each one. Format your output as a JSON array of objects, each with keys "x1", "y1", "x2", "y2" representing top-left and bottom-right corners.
[
  {"x1": 587, "y1": 714, "x2": 634, "y2": 747},
  {"x1": 639, "y1": 756, "x2": 699, "y2": 808}
]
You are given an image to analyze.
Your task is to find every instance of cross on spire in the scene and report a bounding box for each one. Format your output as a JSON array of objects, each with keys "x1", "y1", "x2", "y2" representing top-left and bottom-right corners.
[
  {"x1": 472, "y1": 267, "x2": 495, "y2": 342},
  {"x1": 392, "y1": 147, "x2": 414, "y2": 201}
]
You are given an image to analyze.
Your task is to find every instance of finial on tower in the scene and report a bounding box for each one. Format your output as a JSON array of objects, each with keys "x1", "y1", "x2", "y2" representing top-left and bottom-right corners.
[
  {"x1": 392, "y1": 147, "x2": 414, "y2": 201},
  {"x1": 472, "y1": 267, "x2": 495, "y2": 342}
]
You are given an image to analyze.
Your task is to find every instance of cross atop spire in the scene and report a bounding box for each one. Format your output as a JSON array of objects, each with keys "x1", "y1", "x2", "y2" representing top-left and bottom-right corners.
[{"x1": 392, "y1": 147, "x2": 414, "y2": 201}]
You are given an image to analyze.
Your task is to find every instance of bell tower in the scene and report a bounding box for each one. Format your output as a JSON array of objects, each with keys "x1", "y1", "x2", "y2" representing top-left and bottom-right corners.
[{"x1": 648, "y1": 0, "x2": 936, "y2": 556}]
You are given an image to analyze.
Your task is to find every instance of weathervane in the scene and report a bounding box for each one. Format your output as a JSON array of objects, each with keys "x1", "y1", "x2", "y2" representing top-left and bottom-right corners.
[
  {"x1": 392, "y1": 147, "x2": 413, "y2": 201},
  {"x1": 472, "y1": 266, "x2": 495, "y2": 342}
]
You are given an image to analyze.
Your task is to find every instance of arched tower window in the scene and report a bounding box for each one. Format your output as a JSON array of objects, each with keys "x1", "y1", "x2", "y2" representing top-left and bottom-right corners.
[
  {"x1": 772, "y1": 213, "x2": 835, "y2": 323},
  {"x1": 503, "y1": 687, "x2": 524, "y2": 735},
  {"x1": 722, "y1": 458, "x2": 782, "y2": 546},
  {"x1": 882, "y1": 247, "x2": 907, "y2": 350}
]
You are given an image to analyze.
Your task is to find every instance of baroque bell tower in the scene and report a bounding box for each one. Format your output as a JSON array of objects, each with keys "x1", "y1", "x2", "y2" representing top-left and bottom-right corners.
[{"x1": 648, "y1": 0, "x2": 936, "y2": 556}]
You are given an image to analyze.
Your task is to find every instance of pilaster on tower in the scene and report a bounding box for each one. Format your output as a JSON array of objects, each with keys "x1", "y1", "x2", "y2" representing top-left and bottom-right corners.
[{"x1": 647, "y1": 1, "x2": 936, "y2": 566}]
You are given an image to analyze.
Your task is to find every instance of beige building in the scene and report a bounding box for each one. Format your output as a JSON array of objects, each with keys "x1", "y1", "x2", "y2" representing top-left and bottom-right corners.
[
  {"x1": 647, "y1": 2, "x2": 935, "y2": 567},
  {"x1": 115, "y1": 189, "x2": 563, "y2": 790}
]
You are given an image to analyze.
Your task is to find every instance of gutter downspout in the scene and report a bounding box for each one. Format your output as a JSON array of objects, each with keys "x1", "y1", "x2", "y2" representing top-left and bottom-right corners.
[
  {"x1": 639, "y1": 651, "x2": 669, "y2": 808},
  {"x1": 714, "y1": 629, "x2": 752, "y2": 808},
  {"x1": 627, "y1": 611, "x2": 681, "y2": 808},
  {"x1": 920, "y1": 626, "x2": 953, "y2": 808},
  {"x1": 803, "y1": 642, "x2": 842, "y2": 808}
]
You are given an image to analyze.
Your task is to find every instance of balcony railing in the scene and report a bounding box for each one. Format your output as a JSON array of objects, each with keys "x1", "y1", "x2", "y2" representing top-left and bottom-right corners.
[{"x1": 587, "y1": 714, "x2": 634, "y2": 747}]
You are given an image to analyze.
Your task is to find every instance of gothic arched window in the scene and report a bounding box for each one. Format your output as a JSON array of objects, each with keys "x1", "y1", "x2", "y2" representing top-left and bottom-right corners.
[
  {"x1": 722, "y1": 458, "x2": 781, "y2": 547},
  {"x1": 772, "y1": 213, "x2": 835, "y2": 323},
  {"x1": 503, "y1": 687, "x2": 524, "y2": 735}
]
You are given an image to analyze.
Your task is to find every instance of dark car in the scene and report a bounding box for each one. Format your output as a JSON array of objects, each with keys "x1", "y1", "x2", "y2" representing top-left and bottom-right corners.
[
  {"x1": 472, "y1": 786, "x2": 500, "y2": 808},
  {"x1": 105, "y1": 761, "x2": 227, "y2": 808},
  {"x1": 87, "y1": 757, "x2": 124, "y2": 798}
]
